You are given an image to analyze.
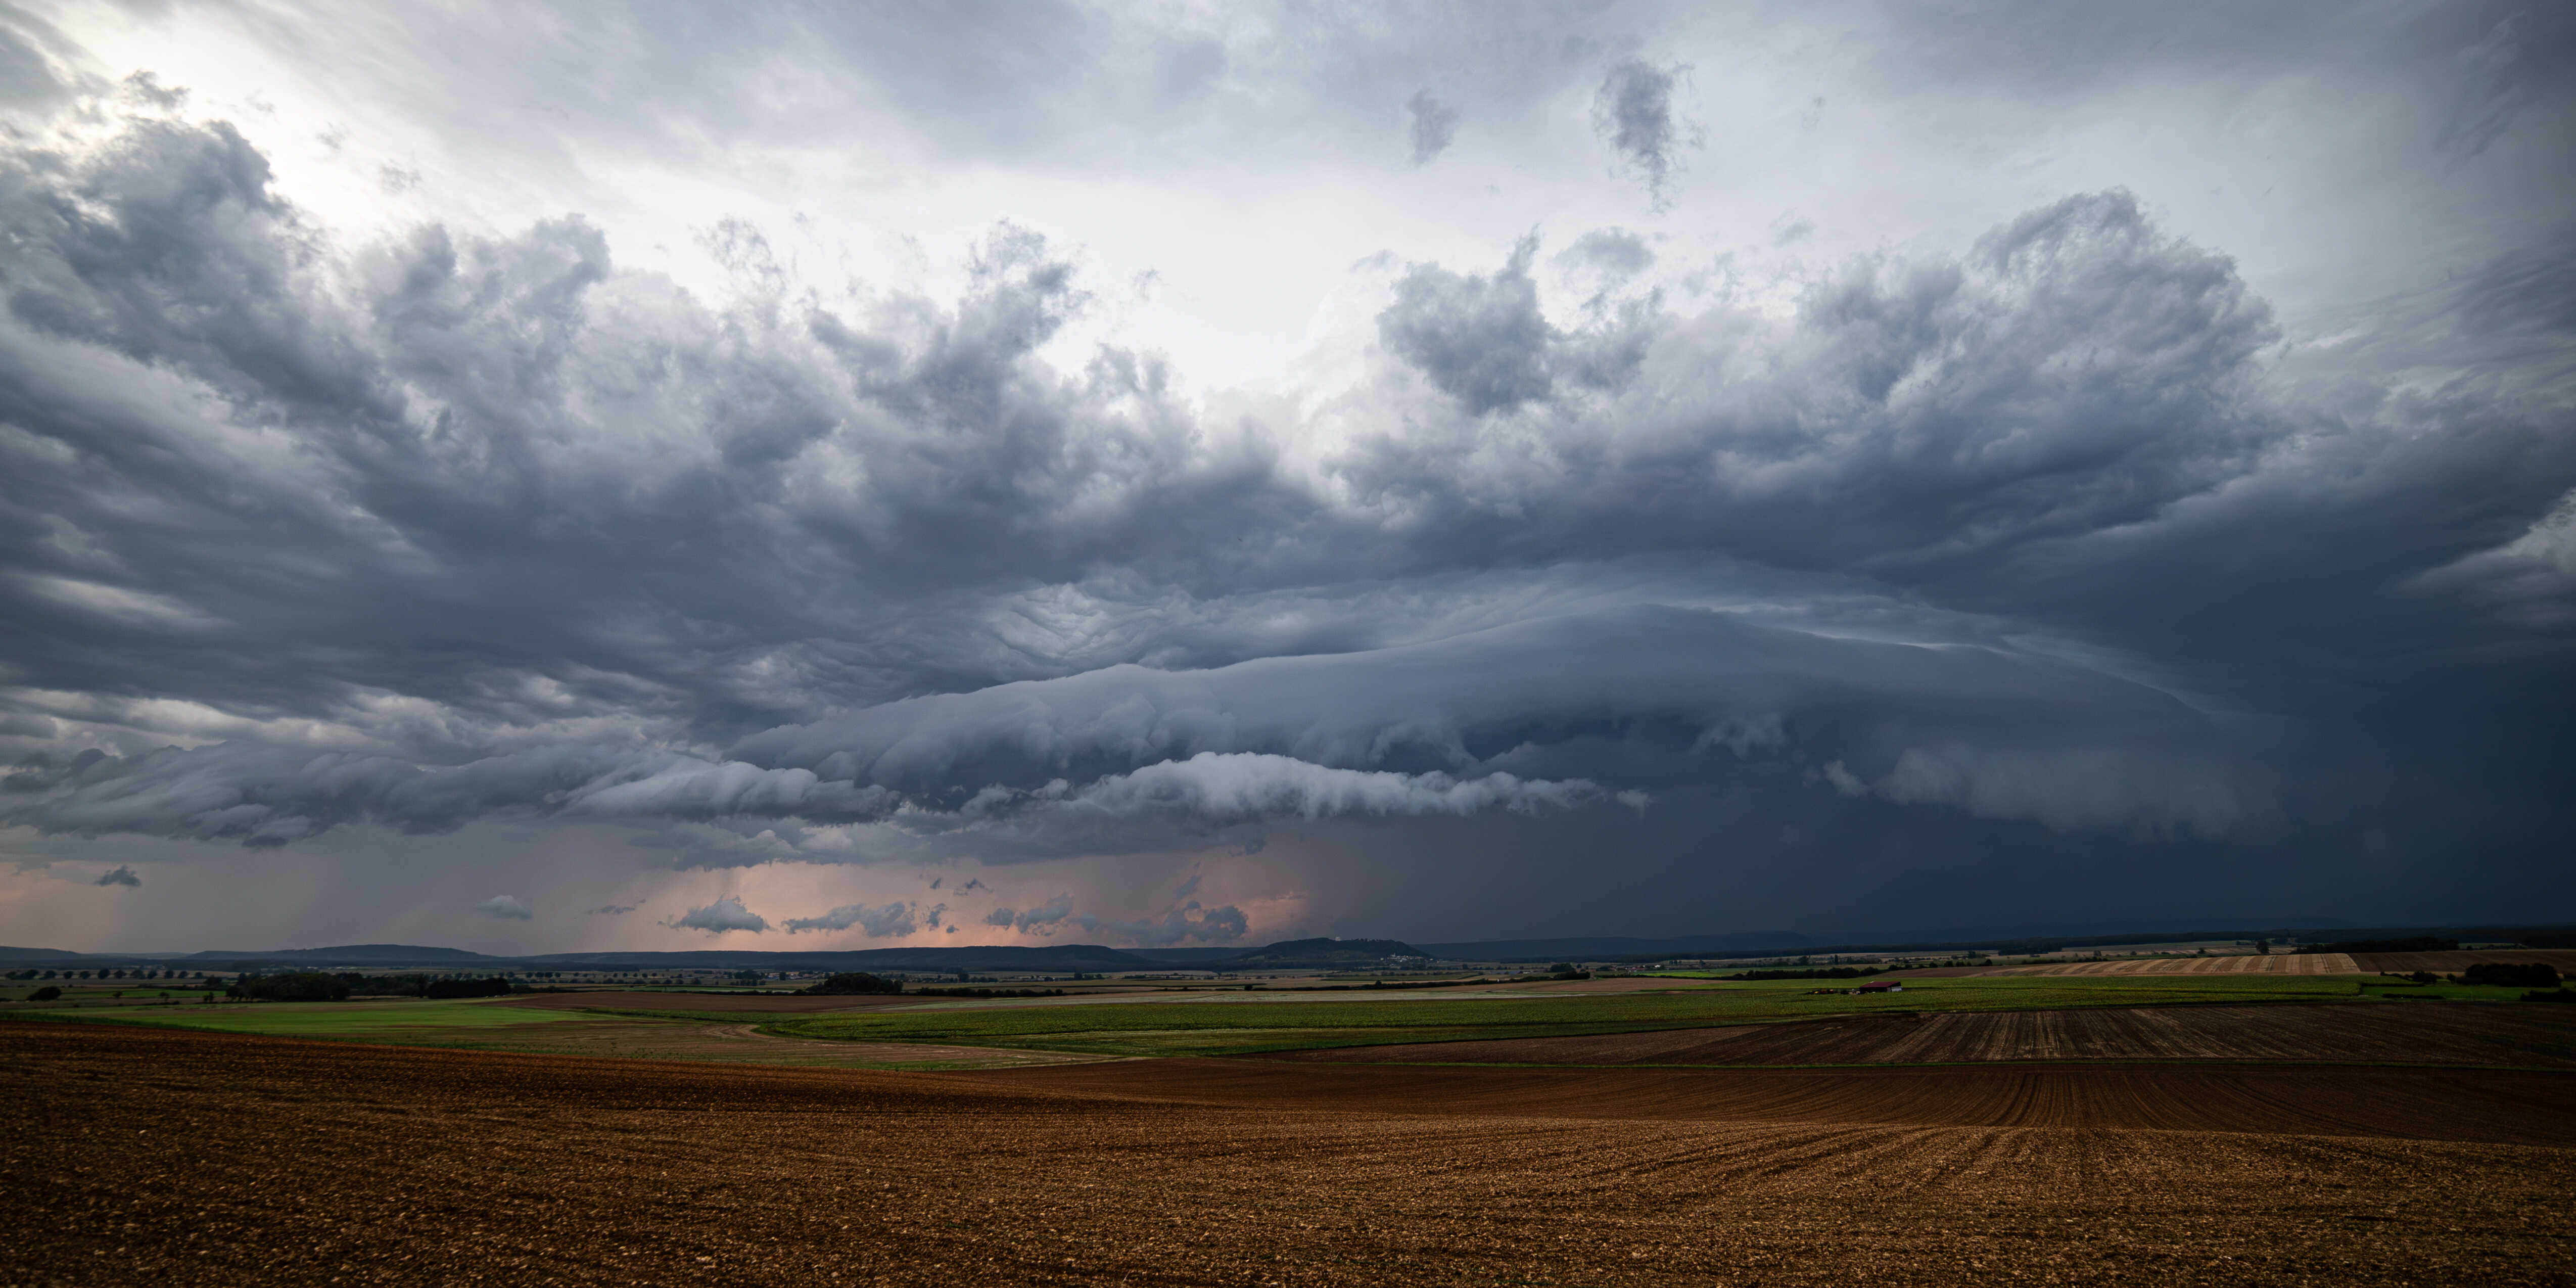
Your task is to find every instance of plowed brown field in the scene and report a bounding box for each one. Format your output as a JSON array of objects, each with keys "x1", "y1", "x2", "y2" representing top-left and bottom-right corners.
[
  {"x1": 9, "y1": 1021, "x2": 2576, "y2": 1286},
  {"x1": 1262, "y1": 1001, "x2": 2576, "y2": 1070}
]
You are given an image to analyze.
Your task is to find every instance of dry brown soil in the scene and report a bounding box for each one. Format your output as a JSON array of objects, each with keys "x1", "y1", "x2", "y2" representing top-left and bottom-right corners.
[
  {"x1": 1261, "y1": 1001, "x2": 2576, "y2": 1070},
  {"x1": 9, "y1": 1021, "x2": 2576, "y2": 1287}
]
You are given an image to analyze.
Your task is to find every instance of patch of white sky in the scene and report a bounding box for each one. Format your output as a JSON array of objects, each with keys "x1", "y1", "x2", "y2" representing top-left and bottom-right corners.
[{"x1": 37, "y1": 1, "x2": 2536, "y2": 413}]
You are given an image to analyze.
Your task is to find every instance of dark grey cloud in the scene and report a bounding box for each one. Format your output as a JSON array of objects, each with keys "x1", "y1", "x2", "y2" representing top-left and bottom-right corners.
[
  {"x1": 1406, "y1": 89, "x2": 1458, "y2": 163},
  {"x1": 1077, "y1": 900, "x2": 1247, "y2": 946},
  {"x1": 93, "y1": 864, "x2": 139, "y2": 887},
  {"x1": 783, "y1": 900, "x2": 914, "y2": 936},
  {"x1": 0, "y1": 55, "x2": 2569, "y2": 934},
  {"x1": 1593, "y1": 59, "x2": 1689, "y2": 201},
  {"x1": 1377, "y1": 240, "x2": 1555, "y2": 414}
]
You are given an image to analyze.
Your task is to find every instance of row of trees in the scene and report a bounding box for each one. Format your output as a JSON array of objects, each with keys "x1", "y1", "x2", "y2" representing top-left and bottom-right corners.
[{"x1": 224, "y1": 973, "x2": 524, "y2": 1002}]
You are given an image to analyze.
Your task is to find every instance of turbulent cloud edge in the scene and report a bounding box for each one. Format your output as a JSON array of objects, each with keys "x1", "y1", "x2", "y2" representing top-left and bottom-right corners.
[{"x1": 0, "y1": 743, "x2": 1610, "y2": 850}]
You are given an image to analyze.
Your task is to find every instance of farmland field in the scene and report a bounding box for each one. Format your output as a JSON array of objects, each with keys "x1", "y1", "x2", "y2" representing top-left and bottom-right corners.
[
  {"x1": 1262, "y1": 1000, "x2": 2576, "y2": 1068},
  {"x1": 762, "y1": 974, "x2": 2370, "y2": 1056},
  {"x1": 2352, "y1": 949, "x2": 2576, "y2": 975},
  {"x1": 7, "y1": 1020, "x2": 2573, "y2": 1287},
  {"x1": 1971, "y1": 952, "x2": 2360, "y2": 976},
  {"x1": 4, "y1": 974, "x2": 2373, "y2": 1064}
]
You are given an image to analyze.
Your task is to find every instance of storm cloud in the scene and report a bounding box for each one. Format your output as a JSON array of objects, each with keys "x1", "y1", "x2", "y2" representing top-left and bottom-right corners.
[{"x1": 1, "y1": 3, "x2": 2570, "y2": 948}]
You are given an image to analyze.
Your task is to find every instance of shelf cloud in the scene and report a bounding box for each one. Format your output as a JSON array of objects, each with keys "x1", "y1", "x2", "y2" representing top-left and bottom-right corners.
[{"x1": 1, "y1": 3, "x2": 2569, "y2": 947}]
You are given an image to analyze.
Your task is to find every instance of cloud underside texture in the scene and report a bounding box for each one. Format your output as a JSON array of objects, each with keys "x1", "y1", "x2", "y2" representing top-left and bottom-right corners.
[{"x1": 0, "y1": 97, "x2": 2570, "y2": 886}]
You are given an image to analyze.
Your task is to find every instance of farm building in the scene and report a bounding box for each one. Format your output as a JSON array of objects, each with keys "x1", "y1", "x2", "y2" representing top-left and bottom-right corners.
[{"x1": 1854, "y1": 981, "x2": 1904, "y2": 993}]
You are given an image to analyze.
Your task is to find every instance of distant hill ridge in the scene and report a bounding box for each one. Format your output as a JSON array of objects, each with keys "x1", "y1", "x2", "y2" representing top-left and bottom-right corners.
[
  {"x1": 8, "y1": 924, "x2": 2571, "y2": 968},
  {"x1": 179, "y1": 944, "x2": 496, "y2": 963}
]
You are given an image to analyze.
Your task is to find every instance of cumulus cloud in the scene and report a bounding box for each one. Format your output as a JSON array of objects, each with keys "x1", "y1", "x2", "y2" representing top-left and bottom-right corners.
[
  {"x1": 1379, "y1": 239, "x2": 1557, "y2": 414},
  {"x1": 93, "y1": 864, "x2": 140, "y2": 887},
  {"x1": 783, "y1": 900, "x2": 916, "y2": 936},
  {"x1": 669, "y1": 896, "x2": 769, "y2": 934},
  {"x1": 474, "y1": 893, "x2": 532, "y2": 919},
  {"x1": 1011, "y1": 894, "x2": 1075, "y2": 933},
  {"x1": 585, "y1": 902, "x2": 638, "y2": 916}
]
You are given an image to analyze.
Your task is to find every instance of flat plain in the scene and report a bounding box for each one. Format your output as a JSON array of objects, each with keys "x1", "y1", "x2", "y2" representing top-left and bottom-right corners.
[{"x1": 7, "y1": 1020, "x2": 2574, "y2": 1287}]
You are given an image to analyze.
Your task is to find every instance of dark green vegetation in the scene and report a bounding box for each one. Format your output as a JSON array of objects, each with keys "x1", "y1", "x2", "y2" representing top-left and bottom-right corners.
[
  {"x1": 801, "y1": 972, "x2": 904, "y2": 995},
  {"x1": 766, "y1": 975, "x2": 2369, "y2": 1058},
  {"x1": 226, "y1": 972, "x2": 519, "y2": 1001},
  {"x1": 1724, "y1": 965, "x2": 1890, "y2": 981},
  {"x1": 227, "y1": 973, "x2": 351, "y2": 1002},
  {"x1": 2462, "y1": 962, "x2": 2561, "y2": 989},
  {"x1": 2300, "y1": 936, "x2": 2459, "y2": 954}
]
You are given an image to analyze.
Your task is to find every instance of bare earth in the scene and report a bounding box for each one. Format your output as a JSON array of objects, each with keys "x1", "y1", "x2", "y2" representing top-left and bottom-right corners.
[
  {"x1": 8, "y1": 1021, "x2": 2576, "y2": 1286},
  {"x1": 1260, "y1": 1001, "x2": 2576, "y2": 1069}
]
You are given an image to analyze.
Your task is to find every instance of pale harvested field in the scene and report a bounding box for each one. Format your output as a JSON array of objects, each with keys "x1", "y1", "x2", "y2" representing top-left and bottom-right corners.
[
  {"x1": 7, "y1": 1022, "x2": 2573, "y2": 1287},
  {"x1": 1970, "y1": 952, "x2": 2359, "y2": 977},
  {"x1": 2353, "y1": 950, "x2": 2576, "y2": 975},
  {"x1": 1263, "y1": 1001, "x2": 2576, "y2": 1069}
]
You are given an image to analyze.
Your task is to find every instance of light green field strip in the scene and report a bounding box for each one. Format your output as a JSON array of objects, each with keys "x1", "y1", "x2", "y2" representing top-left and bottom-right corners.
[{"x1": 765, "y1": 975, "x2": 2369, "y2": 1058}]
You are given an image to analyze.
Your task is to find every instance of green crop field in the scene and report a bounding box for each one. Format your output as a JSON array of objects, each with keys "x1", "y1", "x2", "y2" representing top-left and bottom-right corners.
[
  {"x1": 2, "y1": 975, "x2": 2419, "y2": 1063},
  {"x1": 765, "y1": 975, "x2": 2370, "y2": 1057}
]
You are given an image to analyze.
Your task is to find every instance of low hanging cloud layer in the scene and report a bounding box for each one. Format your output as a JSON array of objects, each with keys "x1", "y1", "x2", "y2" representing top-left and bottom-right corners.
[{"x1": 1, "y1": 4, "x2": 2571, "y2": 943}]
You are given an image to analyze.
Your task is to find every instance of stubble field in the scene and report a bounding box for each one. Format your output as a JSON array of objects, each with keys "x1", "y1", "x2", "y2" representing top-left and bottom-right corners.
[{"x1": 7, "y1": 1021, "x2": 2574, "y2": 1287}]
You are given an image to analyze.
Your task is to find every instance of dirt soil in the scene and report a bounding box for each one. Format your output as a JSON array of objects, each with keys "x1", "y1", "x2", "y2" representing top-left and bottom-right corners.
[
  {"x1": 9, "y1": 1022, "x2": 2576, "y2": 1287},
  {"x1": 1259, "y1": 1001, "x2": 2576, "y2": 1070}
]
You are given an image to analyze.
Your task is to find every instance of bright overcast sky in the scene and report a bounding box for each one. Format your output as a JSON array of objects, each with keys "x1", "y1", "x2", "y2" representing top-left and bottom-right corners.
[{"x1": 1, "y1": 1, "x2": 2569, "y2": 953}]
